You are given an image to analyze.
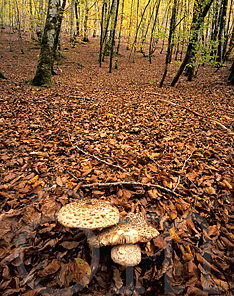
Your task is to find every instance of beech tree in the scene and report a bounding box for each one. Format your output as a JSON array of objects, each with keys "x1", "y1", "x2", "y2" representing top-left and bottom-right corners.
[
  {"x1": 171, "y1": 0, "x2": 214, "y2": 86},
  {"x1": 32, "y1": 0, "x2": 66, "y2": 86}
]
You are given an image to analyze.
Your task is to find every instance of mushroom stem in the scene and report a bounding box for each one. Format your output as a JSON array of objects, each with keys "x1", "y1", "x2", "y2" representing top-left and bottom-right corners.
[{"x1": 125, "y1": 266, "x2": 134, "y2": 286}]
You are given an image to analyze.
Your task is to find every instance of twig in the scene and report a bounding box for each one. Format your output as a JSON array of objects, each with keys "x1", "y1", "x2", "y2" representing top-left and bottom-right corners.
[
  {"x1": 173, "y1": 149, "x2": 196, "y2": 192},
  {"x1": 80, "y1": 181, "x2": 181, "y2": 197},
  {"x1": 146, "y1": 92, "x2": 233, "y2": 133},
  {"x1": 66, "y1": 128, "x2": 128, "y2": 172},
  {"x1": 163, "y1": 139, "x2": 169, "y2": 154},
  {"x1": 147, "y1": 151, "x2": 200, "y2": 224}
]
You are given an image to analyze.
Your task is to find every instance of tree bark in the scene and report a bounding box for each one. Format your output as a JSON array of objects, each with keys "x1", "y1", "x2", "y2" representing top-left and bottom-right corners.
[
  {"x1": 83, "y1": 0, "x2": 89, "y2": 42},
  {"x1": 70, "y1": 0, "x2": 76, "y2": 42},
  {"x1": 171, "y1": 0, "x2": 214, "y2": 87},
  {"x1": 159, "y1": 0, "x2": 177, "y2": 87},
  {"x1": 36, "y1": 0, "x2": 44, "y2": 42},
  {"x1": 32, "y1": 0, "x2": 65, "y2": 86},
  {"x1": 217, "y1": 0, "x2": 228, "y2": 62},
  {"x1": 109, "y1": 0, "x2": 120, "y2": 73},
  {"x1": 75, "y1": 0, "x2": 80, "y2": 36}
]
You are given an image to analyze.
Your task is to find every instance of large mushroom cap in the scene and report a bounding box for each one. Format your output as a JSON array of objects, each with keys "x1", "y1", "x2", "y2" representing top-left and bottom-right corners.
[
  {"x1": 57, "y1": 199, "x2": 119, "y2": 229},
  {"x1": 111, "y1": 244, "x2": 141, "y2": 266},
  {"x1": 94, "y1": 212, "x2": 159, "y2": 247}
]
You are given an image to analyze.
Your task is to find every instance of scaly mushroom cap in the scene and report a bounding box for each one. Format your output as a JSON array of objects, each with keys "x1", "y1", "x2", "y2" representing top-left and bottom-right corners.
[
  {"x1": 57, "y1": 199, "x2": 119, "y2": 229},
  {"x1": 111, "y1": 244, "x2": 141, "y2": 266},
  {"x1": 93, "y1": 212, "x2": 159, "y2": 247}
]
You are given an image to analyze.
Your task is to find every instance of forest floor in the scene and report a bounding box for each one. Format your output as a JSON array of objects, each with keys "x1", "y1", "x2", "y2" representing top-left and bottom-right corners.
[{"x1": 0, "y1": 28, "x2": 234, "y2": 296}]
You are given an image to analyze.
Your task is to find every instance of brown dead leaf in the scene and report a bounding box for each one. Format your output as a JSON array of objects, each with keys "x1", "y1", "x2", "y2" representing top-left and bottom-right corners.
[
  {"x1": 60, "y1": 241, "x2": 80, "y2": 250},
  {"x1": 38, "y1": 259, "x2": 60, "y2": 277},
  {"x1": 203, "y1": 186, "x2": 216, "y2": 195},
  {"x1": 71, "y1": 258, "x2": 91, "y2": 286}
]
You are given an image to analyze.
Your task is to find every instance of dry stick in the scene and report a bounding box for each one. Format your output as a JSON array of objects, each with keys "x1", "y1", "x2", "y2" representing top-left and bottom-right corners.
[
  {"x1": 147, "y1": 151, "x2": 200, "y2": 223},
  {"x1": 66, "y1": 128, "x2": 128, "y2": 172},
  {"x1": 80, "y1": 181, "x2": 181, "y2": 197},
  {"x1": 173, "y1": 149, "x2": 196, "y2": 192},
  {"x1": 147, "y1": 92, "x2": 233, "y2": 133}
]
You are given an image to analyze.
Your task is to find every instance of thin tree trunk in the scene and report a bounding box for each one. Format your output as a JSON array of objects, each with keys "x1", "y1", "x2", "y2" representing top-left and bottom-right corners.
[
  {"x1": 83, "y1": 0, "x2": 89, "y2": 42},
  {"x1": 131, "y1": 0, "x2": 151, "y2": 63},
  {"x1": 159, "y1": 0, "x2": 177, "y2": 87},
  {"x1": 14, "y1": 0, "x2": 24, "y2": 54},
  {"x1": 126, "y1": 0, "x2": 134, "y2": 50},
  {"x1": 99, "y1": 0, "x2": 107, "y2": 66},
  {"x1": 29, "y1": 0, "x2": 35, "y2": 41},
  {"x1": 9, "y1": 0, "x2": 13, "y2": 51},
  {"x1": 160, "y1": 3, "x2": 170, "y2": 54},
  {"x1": 217, "y1": 0, "x2": 228, "y2": 62},
  {"x1": 171, "y1": 0, "x2": 214, "y2": 86},
  {"x1": 109, "y1": 0, "x2": 120, "y2": 73},
  {"x1": 53, "y1": 0, "x2": 66, "y2": 65},
  {"x1": 222, "y1": 0, "x2": 233, "y2": 61},
  {"x1": 115, "y1": 0, "x2": 125, "y2": 69},
  {"x1": 36, "y1": 0, "x2": 44, "y2": 42},
  {"x1": 75, "y1": 0, "x2": 80, "y2": 36},
  {"x1": 210, "y1": 0, "x2": 220, "y2": 57},
  {"x1": 149, "y1": 0, "x2": 161, "y2": 63},
  {"x1": 70, "y1": 0, "x2": 76, "y2": 43},
  {"x1": 99, "y1": 0, "x2": 114, "y2": 65}
]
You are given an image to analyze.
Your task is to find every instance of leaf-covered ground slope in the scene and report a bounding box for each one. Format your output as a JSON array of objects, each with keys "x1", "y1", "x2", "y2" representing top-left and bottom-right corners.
[{"x1": 0, "y1": 30, "x2": 234, "y2": 296}]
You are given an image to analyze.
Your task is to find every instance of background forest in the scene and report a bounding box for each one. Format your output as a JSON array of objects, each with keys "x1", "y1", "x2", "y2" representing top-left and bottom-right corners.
[
  {"x1": 1, "y1": 0, "x2": 234, "y2": 85},
  {"x1": 0, "y1": 1, "x2": 234, "y2": 296}
]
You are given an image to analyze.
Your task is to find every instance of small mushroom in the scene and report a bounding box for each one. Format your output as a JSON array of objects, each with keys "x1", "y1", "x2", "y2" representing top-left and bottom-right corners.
[
  {"x1": 111, "y1": 244, "x2": 141, "y2": 266},
  {"x1": 57, "y1": 199, "x2": 120, "y2": 229},
  {"x1": 93, "y1": 212, "x2": 159, "y2": 247}
]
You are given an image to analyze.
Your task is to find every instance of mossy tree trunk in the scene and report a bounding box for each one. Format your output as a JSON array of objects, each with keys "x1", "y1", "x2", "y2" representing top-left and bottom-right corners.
[
  {"x1": 32, "y1": 0, "x2": 63, "y2": 87},
  {"x1": 171, "y1": 0, "x2": 214, "y2": 87}
]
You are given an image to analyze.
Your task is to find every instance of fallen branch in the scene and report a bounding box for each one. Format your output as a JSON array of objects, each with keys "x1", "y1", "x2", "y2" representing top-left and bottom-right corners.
[
  {"x1": 147, "y1": 92, "x2": 233, "y2": 133},
  {"x1": 80, "y1": 181, "x2": 181, "y2": 197},
  {"x1": 66, "y1": 128, "x2": 128, "y2": 172}
]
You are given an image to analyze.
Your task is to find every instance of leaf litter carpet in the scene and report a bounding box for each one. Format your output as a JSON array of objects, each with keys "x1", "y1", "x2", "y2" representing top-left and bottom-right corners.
[{"x1": 0, "y1": 30, "x2": 234, "y2": 296}]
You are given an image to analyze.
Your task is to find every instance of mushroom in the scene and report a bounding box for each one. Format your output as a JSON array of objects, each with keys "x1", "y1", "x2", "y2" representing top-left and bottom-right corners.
[
  {"x1": 92, "y1": 212, "x2": 160, "y2": 247},
  {"x1": 111, "y1": 244, "x2": 141, "y2": 266},
  {"x1": 57, "y1": 199, "x2": 120, "y2": 282},
  {"x1": 57, "y1": 199, "x2": 120, "y2": 230},
  {"x1": 58, "y1": 203, "x2": 159, "y2": 268}
]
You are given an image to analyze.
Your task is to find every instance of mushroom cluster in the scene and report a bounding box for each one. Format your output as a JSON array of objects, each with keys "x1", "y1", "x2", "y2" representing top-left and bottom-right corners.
[{"x1": 57, "y1": 199, "x2": 159, "y2": 267}]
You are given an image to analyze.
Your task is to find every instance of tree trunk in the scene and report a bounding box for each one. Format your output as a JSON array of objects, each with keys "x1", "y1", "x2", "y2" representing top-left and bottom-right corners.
[
  {"x1": 126, "y1": 0, "x2": 134, "y2": 50},
  {"x1": 70, "y1": 0, "x2": 76, "y2": 43},
  {"x1": 228, "y1": 60, "x2": 234, "y2": 84},
  {"x1": 36, "y1": 0, "x2": 44, "y2": 42},
  {"x1": 222, "y1": 0, "x2": 233, "y2": 61},
  {"x1": 115, "y1": 0, "x2": 125, "y2": 69},
  {"x1": 149, "y1": 0, "x2": 161, "y2": 63},
  {"x1": 75, "y1": 0, "x2": 80, "y2": 36},
  {"x1": 83, "y1": 0, "x2": 89, "y2": 42},
  {"x1": 29, "y1": 0, "x2": 35, "y2": 41},
  {"x1": 171, "y1": 0, "x2": 214, "y2": 87},
  {"x1": 217, "y1": 0, "x2": 228, "y2": 62},
  {"x1": 109, "y1": 0, "x2": 119, "y2": 73},
  {"x1": 53, "y1": 0, "x2": 66, "y2": 64},
  {"x1": 159, "y1": 0, "x2": 177, "y2": 87},
  {"x1": 14, "y1": 0, "x2": 24, "y2": 54},
  {"x1": 32, "y1": 0, "x2": 64, "y2": 86}
]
